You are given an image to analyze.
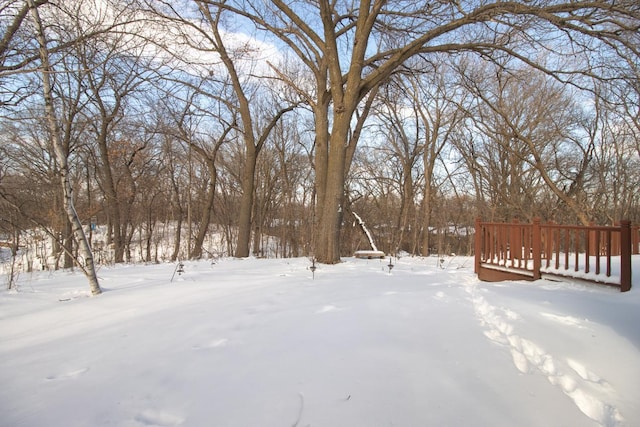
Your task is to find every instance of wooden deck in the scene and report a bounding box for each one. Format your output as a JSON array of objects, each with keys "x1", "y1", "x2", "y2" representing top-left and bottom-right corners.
[{"x1": 474, "y1": 218, "x2": 635, "y2": 292}]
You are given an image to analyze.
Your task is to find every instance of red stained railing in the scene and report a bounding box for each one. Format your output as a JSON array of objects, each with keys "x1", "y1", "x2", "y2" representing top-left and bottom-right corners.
[{"x1": 474, "y1": 218, "x2": 633, "y2": 292}]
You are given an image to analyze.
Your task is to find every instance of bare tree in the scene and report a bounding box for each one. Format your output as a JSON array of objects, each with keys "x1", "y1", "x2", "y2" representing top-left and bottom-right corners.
[
  {"x1": 459, "y1": 61, "x2": 595, "y2": 224},
  {"x1": 26, "y1": 0, "x2": 100, "y2": 294},
  {"x1": 178, "y1": 107, "x2": 233, "y2": 260},
  {"x1": 371, "y1": 79, "x2": 423, "y2": 255},
  {"x1": 372, "y1": 60, "x2": 465, "y2": 255},
  {"x1": 268, "y1": 114, "x2": 315, "y2": 258},
  {"x1": 74, "y1": 28, "x2": 159, "y2": 262},
  {"x1": 2, "y1": 0, "x2": 638, "y2": 272},
  {"x1": 141, "y1": 1, "x2": 298, "y2": 258},
  {"x1": 206, "y1": 0, "x2": 639, "y2": 263},
  {"x1": 588, "y1": 86, "x2": 640, "y2": 224}
]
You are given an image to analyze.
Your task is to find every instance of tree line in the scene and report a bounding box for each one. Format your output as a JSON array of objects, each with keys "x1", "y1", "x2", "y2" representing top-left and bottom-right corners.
[{"x1": 1, "y1": 0, "x2": 638, "y2": 293}]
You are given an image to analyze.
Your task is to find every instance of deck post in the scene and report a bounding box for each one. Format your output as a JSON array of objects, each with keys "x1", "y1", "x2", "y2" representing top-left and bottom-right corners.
[
  {"x1": 532, "y1": 218, "x2": 541, "y2": 280},
  {"x1": 620, "y1": 220, "x2": 632, "y2": 292}
]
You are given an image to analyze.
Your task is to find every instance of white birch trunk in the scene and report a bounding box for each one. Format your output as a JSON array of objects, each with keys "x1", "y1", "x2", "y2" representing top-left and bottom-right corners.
[{"x1": 28, "y1": 0, "x2": 101, "y2": 295}]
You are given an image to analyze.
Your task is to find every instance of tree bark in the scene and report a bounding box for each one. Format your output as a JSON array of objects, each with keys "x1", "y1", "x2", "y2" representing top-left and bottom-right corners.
[
  {"x1": 234, "y1": 145, "x2": 257, "y2": 257},
  {"x1": 315, "y1": 113, "x2": 351, "y2": 263},
  {"x1": 98, "y1": 136, "x2": 125, "y2": 262}
]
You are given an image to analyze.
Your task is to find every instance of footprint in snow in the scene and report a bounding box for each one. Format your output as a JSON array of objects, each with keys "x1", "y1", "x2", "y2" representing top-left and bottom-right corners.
[
  {"x1": 567, "y1": 358, "x2": 612, "y2": 390},
  {"x1": 192, "y1": 338, "x2": 228, "y2": 350},
  {"x1": 133, "y1": 409, "x2": 184, "y2": 426},
  {"x1": 433, "y1": 291, "x2": 447, "y2": 301},
  {"x1": 316, "y1": 305, "x2": 341, "y2": 314},
  {"x1": 464, "y1": 280, "x2": 624, "y2": 427},
  {"x1": 540, "y1": 312, "x2": 586, "y2": 328},
  {"x1": 45, "y1": 367, "x2": 89, "y2": 381}
]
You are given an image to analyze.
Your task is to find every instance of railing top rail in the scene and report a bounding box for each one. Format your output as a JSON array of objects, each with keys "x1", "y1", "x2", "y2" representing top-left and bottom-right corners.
[
  {"x1": 540, "y1": 224, "x2": 623, "y2": 232},
  {"x1": 478, "y1": 221, "x2": 532, "y2": 227},
  {"x1": 478, "y1": 221, "x2": 627, "y2": 232}
]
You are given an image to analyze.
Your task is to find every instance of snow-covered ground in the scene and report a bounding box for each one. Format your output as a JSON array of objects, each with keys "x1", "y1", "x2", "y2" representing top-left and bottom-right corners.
[{"x1": 1, "y1": 256, "x2": 639, "y2": 427}]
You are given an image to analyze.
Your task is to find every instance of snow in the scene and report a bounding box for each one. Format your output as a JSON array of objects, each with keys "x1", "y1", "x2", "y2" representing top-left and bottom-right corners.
[{"x1": 1, "y1": 256, "x2": 639, "y2": 427}]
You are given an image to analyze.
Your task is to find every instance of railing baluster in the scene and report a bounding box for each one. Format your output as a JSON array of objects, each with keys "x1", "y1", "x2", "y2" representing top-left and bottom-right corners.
[
  {"x1": 606, "y1": 230, "x2": 612, "y2": 277},
  {"x1": 553, "y1": 228, "x2": 561, "y2": 270},
  {"x1": 574, "y1": 230, "x2": 579, "y2": 272},
  {"x1": 595, "y1": 229, "x2": 601, "y2": 275},
  {"x1": 564, "y1": 229, "x2": 569, "y2": 271},
  {"x1": 585, "y1": 229, "x2": 590, "y2": 275}
]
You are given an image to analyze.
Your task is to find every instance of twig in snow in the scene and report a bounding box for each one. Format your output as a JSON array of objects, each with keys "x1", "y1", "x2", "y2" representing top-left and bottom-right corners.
[
  {"x1": 457, "y1": 257, "x2": 471, "y2": 269},
  {"x1": 445, "y1": 254, "x2": 457, "y2": 269},
  {"x1": 291, "y1": 392, "x2": 304, "y2": 427}
]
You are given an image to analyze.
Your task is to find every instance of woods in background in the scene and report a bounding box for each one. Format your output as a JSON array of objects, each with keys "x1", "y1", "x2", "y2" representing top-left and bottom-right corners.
[{"x1": 1, "y1": 1, "x2": 638, "y2": 284}]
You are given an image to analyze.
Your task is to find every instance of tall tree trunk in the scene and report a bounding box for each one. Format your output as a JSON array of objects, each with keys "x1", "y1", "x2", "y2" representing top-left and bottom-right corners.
[
  {"x1": 396, "y1": 164, "x2": 415, "y2": 254},
  {"x1": 145, "y1": 217, "x2": 154, "y2": 262},
  {"x1": 234, "y1": 146, "x2": 257, "y2": 257},
  {"x1": 172, "y1": 214, "x2": 183, "y2": 262},
  {"x1": 420, "y1": 148, "x2": 440, "y2": 256},
  {"x1": 315, "y1": 113, "x2": 350, "y2": 263},
  {"x1": 28, "y1": 0, "x2": 101, "y2": 295},
  {"x1": 313, "y1": 98, "x2": 331, "y2": 240},
  {"x1": 420, "y1": 182, "x2": 433, "y2": 257},
  {"x1": 63, "y1": 218, "x2": 73, "y2": 268},
  {"x1": 97, "y1": 131, "x2": 125, "y2": 262},
  {"x1": 198, "y1": 4, "x2": 257, "y2": 258},
  {"x1": 168, "y1": 156, "x2": 184, "y2": 262},
  {"x1": 190, "y1": 158, "x2": 217, "y2": 259},
  {"x1": 312, "y1": 87, "x2": 376, "y2": 264}
]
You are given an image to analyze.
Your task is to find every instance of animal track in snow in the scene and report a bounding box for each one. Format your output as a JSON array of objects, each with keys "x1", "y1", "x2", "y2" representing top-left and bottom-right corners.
[{"x1": 464, "y1": 278, "x2": 623, "y2": 427}]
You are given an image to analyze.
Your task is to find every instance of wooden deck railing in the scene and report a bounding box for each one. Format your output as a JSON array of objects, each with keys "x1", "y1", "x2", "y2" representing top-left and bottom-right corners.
[{"x1": 474, "y1": 218, "x2": 634, "y2": 292}]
